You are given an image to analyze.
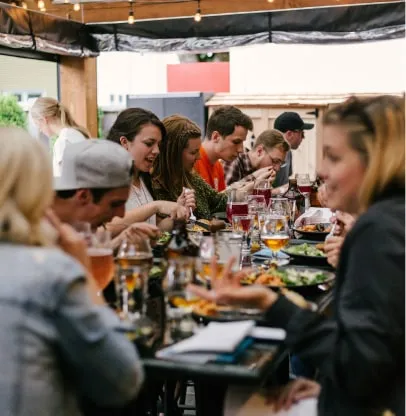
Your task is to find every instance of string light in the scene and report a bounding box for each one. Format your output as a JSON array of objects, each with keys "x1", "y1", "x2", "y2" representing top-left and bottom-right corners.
[
  {"x1": 37, "y1": 0, "x2": 45, "y2": 9},
  {"x1": 73, "y1": 2, "x2": 80, "y2": 11},
  {"x1": 128, "y1": 1, "x2": 135, "y2": 24},
  {"x1": 64, "y1": 0, "x2": 70, "y2": 3},
  {"x1": 22, "y1": 1, "x2": 27, "y2": 8},
  {"x1": 194, "y1": 0, "x2": 201, "y2": 22},
  {"x1": 40, "y1": 7, "x2": 46, "y2": 12}
]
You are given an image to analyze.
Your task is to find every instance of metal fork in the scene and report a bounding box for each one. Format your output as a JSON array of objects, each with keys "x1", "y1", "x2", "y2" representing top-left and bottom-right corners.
[{"x1": 184, "y1": 187, "x2": 196, "y2": 225}]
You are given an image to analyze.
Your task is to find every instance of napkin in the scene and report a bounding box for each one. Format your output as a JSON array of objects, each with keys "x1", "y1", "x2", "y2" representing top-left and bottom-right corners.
[
  {"x1": 252, "y1": 249, "x2": 290, "y2": 260},
  {"x1": 294, "y1": 207, "x2": 333, "y2": 227}
]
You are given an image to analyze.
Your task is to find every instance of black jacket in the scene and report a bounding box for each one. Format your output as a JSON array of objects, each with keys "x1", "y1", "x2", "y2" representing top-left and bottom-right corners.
[{"x1": 266, "y1": 189, "x2": 405, "y2": 416}]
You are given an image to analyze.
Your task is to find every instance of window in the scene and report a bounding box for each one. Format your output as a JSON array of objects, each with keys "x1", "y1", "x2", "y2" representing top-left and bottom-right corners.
[
  {"x1": 27, "y1": 93, "x2": 41, "y2": 100},
  {"x1": 118, "y1": 95, "x2": 123, "y2": 103},
  {"x1": 109, "y1": 94, "x2": 115, "y2": 104}
]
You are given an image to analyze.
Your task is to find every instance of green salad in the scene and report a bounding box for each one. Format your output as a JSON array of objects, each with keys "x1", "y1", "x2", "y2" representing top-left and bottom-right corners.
[
  {"x1": 279, "y1": 268, "x2": 329, "y2": 286},
  {"x1": 284, "y1": 243, "x2": 326, "y2": 257},
  {"x1": 157, "y1": 232, "x2": 171, "y2": 245}
]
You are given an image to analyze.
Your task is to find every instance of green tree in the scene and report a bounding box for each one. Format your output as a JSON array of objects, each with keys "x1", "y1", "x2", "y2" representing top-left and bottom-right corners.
[{"x1": 0, "y1": 95, "x2": 27, "y2": 129}]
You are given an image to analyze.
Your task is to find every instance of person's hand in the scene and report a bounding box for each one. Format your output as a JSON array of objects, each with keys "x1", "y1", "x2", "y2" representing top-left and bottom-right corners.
[
  {"x1": 177, "y1": 187, "x2": 196, "y2": 211},
  {"x1": 45, "y1": 209, "x2": 91, "y2": 270},
  {"x1": 124, "y1": 222, "x2": 160, "y2": 242},
  {"x1": 187, "y1": 257, "x2": 278, "y2": 311},
  {"x1": 324, "y1": 235, "x2": 344, "y2": 268},
  {"x1": 333, "y1": 211, "x2": 356, "y2": 237},
  {"x1": 157, "y1": 201, "x2": 189, "y2": 220},
  {"x1": 270, "y1": 378, "x2": 321, "y2": 411},
  {"x1": 252, "y1": 166, "x2": 276, "y2": 183}
]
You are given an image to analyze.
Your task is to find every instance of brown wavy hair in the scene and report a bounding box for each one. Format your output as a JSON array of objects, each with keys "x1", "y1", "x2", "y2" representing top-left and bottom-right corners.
[
  {"x1": 153, "y1": 114, "x2": 201, "y2": 197},
  {"x1": 323, "y1": 95, "x2": 405, "y2": 212}
]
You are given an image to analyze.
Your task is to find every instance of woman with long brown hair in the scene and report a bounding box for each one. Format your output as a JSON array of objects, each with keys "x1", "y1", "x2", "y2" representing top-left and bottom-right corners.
[{"x1": 153, "y1": 114, "x2": 227, "y2": 219}]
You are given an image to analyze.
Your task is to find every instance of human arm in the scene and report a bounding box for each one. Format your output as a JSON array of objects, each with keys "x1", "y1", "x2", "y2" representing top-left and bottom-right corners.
[
  {"x1": 268, "y1": 220, "x2": 405, "y2": 402},
  {"x1": 191, "y1": 174, "x2": 227, "y2": 218},
  {"x1": 110, "y1": 222, "x2": 160, "y2": 252},
  {"x1": 55, "y1": 273, "x2": 144, "y2": 407}
]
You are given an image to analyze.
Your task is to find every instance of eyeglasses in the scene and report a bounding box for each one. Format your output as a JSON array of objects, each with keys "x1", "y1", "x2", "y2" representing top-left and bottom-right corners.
[{"x1": 264, "y1": 149, "x2": 287, "y2": 168}]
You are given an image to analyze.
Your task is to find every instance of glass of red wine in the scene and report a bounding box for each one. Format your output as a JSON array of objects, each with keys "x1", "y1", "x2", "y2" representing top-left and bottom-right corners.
[
  {"x1": 232, "y1": 214, "x2": 254, "y2": 252},
  {"x1": 253, "y1": 180, "x2": 272, "y2": 207},
  {"x1": 226, "y1": 189, "x2": 248, "y2": 223},
  {"x1": 295, "y1": 173, "x2": 312, "y2": 194}
]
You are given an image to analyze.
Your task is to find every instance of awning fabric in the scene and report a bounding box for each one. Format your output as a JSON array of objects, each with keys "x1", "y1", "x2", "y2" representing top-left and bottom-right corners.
[
  {"x1": 91, "y1": 2, "x2": 405, "y2": 53},
  {"x1": 0, "y1": 1, "x2": 404, "y2": 56}
]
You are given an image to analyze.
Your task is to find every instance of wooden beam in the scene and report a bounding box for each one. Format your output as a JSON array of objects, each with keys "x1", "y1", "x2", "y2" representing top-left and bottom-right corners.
[
  {"x1": 59, "y1": 57, "x2": 98, "y2": 137},
  {"x1": 34, "y1": 0, "x2": 397, "y2": 24}
]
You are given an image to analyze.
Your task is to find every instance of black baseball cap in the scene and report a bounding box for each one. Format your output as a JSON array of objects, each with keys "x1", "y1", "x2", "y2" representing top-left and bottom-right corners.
[{"x1": 274, "y1": 112, "x2": 314, "y2": 133}]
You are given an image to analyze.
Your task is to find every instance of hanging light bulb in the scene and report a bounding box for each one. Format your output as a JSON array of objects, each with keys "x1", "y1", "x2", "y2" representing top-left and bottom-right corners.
[
  {"x1": 40, "y1": 7, "x2": 46, "y2": 12},
  {"x1": 194, "y1": 0, "x2": 201, "y2": 22},
  {"x1": 22, "y1": 1, "x2": 27, "y2": 8},
  {"x1": 267, "y1": 0, "x2": 275, "y2": 3},
  {"x1": 73, "y1": 2, "x2": 80, "y2": 11},
  {"x1": 128, "y1": 1, "x2": 135, "y2": 24},
  {"x1": 64, "y1": 0, "x2": 70, "y2": 3},
  {"x1": 37, "y1": 0, "x2": 45, "y2": 9}
]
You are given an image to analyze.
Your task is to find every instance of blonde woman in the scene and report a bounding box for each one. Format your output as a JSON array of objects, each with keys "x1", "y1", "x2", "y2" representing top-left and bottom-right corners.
[
  {"x1": 0, "y1": 127, "x2": 143, "y2": 414},
  {"x1": 30, "y1": 97, "x2": 90, "y2": 176},
  {"x1": 190, "y1": 95, "x2": 405, "y2": 416}
]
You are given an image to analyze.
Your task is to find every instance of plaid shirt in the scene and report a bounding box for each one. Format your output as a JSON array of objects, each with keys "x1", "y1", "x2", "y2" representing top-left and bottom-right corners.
[{"x1": 223, "y1": 151, "x2": 255, "y2": 186}]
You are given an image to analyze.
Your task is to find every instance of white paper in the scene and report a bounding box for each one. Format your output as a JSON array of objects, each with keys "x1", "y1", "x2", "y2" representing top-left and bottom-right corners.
[
  {"x1": 250, "y1": 327, "x2": 286, "y2": 341},
  {"x1": 158, "y1": 320, "x2": 255, "y2": 357},
  {"x1": 294, "y1": 208, "x2": 332, "y2": 227},
  {"x1": 225, "y1": 386, "x2": 318, "y2": 416}
]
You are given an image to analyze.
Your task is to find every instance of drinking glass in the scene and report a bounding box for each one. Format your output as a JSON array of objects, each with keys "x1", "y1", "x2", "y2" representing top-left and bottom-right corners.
[
  {"x1": 216, "y1": 231, "x2": 243, "y2": 272},
  {"x1": 87, "y1": 229, "x2": 114, "y2": 290},
  {"x1": 232, "y1": 214, "x2": 254, "y2": 251},
  {"x1": 226, "y1": 189, "x2": 248, "y2": 223},
  {"x1": 295, "y1": 173, "x2": 312, "y2": 194},
  {"x1": 116, "y1": 239, "x2": 153, "y2": 326},
  {"x1": 248, "y1": 195, "x2": 267, "y2": 229},
  {"x1": 269, "y1": 198, "x2": 292, "y2": 226},
  {"x1": 261, "y1": 214, "x2": 290, "y2": 262},
  {"x1": 253, "y1": 179, "x2": 272, "y2": 206}
]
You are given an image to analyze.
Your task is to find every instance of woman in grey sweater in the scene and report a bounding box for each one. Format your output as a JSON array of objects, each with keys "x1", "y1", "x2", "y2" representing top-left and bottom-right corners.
[{"x1": 0, "y1": 127, "x2": 144, "y2": 415}]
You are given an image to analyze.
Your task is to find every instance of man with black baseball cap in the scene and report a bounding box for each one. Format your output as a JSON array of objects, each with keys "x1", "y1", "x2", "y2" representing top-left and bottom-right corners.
[{"x1": 273, "y1": 112, "x2": 314, "y2": 189}]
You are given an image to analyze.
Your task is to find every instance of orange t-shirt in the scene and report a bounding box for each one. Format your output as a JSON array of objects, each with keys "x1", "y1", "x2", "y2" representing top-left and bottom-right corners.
[{"x1": 194, "y1": 146, "x2": 226, "y2": 192}]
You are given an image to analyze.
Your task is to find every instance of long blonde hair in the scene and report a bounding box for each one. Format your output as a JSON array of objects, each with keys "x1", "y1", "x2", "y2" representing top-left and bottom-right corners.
[
  {"x1": 323, "y1": 95, "x2": 405, "y2": 212},
  {"x1": 0, "y1": 127, "x2": 55, "y2": 246},
  {"x1": 31, "y1": 97, "x2": 90, "y2": 138}
]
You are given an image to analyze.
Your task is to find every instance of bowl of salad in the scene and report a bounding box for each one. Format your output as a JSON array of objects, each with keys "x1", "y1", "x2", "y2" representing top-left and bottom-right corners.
[{"x1": 282, "y1": 240, "x2": 329, "y2": 266}]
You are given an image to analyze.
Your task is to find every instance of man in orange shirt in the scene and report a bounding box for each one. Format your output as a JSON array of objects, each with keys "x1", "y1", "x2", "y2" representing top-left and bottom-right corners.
[{"x1": 194, "y1": 106, "x2": 253, "y2": 192}]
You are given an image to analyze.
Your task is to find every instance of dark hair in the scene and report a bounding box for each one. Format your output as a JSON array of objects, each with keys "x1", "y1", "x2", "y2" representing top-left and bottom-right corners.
[
  {"x1": 106, "y1": 107, "x2": 166, "y2": 145},
  {"x1": 55, "y1": 188, "x2": 114, "y2": 204},
  {"x1": 206, "y1": 106, "x2": 253, "y2": 140},
  {"x1": 254, "y1": 129, "x2": 290, "y2": 153},
  {"x1": 153, "y1": 114, "x2": 201, "y2": 196}
]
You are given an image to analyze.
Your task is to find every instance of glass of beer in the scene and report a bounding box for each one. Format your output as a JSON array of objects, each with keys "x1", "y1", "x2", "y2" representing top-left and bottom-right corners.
[
  {"x1": 116, "y1": 239, "x2": 153, "y2": 324},
  {"x1": 269, "y1": 198, "x2": 292, "y2": 227},
  {"x1": 198, "y1": 236, "x2": 225, "y2": 283},
  {"x1": 87, "y1": 229, "x2": 114, "y2": 291},
  {"x1": 261, "y1": 214, "x2": 290, "y2": 263}
]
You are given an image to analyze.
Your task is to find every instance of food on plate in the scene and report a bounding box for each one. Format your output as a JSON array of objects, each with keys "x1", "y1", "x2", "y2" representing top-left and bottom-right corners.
[
  {"x1": 284, "y1": 243, "x2": 326, "y2": 257},
  {"x1": 242, "y1": 265, "x2": 330, "y2": 287},
  {"x1": 157, "y1": 231, "x2": 171, "y2": 245},
  {"x1": 193, "y1": 299, "x2": 219, "y2": 316},
  {"x1": 188, "y1": 219, "x2": 226, "y2": 233},
  {"x1": 296, "y1": 223, "x2": 332, "y2": 233}
]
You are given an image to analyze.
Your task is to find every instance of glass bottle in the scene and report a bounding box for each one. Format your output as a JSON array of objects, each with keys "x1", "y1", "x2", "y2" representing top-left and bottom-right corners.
[
  {"x1": 310, "y1": 176, "x2": 322, "y2": 208},
  {"x1": 282, "y1": 178, "x2": 306, "y2": 223}
]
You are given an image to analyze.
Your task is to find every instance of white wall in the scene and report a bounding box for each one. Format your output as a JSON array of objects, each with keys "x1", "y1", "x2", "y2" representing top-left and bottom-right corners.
[
  {"x1": 97, "y1": 51, "x2": 180, "y2": 107},
  {"x1": 229, "y1": 39, "x2": 406, "y2": 95}
]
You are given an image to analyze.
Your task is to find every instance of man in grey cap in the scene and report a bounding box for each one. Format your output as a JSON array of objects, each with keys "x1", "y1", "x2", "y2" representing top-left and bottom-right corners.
[
  {"x1": 273, "y1": 112, "x2": 314, "y2": 190},
  {"x1": 53, "y1": 139, "x2": 134, "y2": 229}
]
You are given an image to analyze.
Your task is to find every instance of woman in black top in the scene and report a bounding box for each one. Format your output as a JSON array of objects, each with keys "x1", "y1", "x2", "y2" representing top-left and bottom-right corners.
[{"x1": 190, "y1": 95, "x2": 405, "y2": 416}]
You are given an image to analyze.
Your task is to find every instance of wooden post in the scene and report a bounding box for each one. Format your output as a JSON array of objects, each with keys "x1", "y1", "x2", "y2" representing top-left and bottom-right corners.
[{"x1": 59, "y1": 56, "x2": 98, "y2": 137}]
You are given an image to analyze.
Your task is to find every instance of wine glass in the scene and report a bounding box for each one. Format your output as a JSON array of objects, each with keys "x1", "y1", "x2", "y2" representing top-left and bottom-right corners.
[
  {"x1": 226, "y1": 189, "x2": 248, "y2": 223},
  {"x1": 232, "y1": 214, "x2": 254, "y2": 252},
  {"x1": 295, "y1": 173, "x2": 312, "y2": 194},
  {"x1": 253, "y1": 179, "x2": 272, "y2": 206},
  {"x1": 261, "y1": 214, "x2": 290, "y2": 263},
  {"x1": 87, "y1": 229, "x2": 114, "y2": 291},
  {"x1": 269, "y1": 197, "x2": 292, "y2": 227},
  {"x1": 116, "y1": 239, "x2": 153, "y2": 331},
  {"x1": 198, "y1": 236, "x2": 221, "y2": 283}
]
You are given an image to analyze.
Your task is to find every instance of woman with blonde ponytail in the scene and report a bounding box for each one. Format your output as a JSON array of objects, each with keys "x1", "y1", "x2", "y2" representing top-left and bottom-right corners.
[{"x1": 30, "y1": 97, "x2": 90, "y2": 176}]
